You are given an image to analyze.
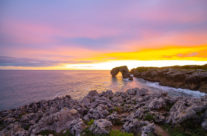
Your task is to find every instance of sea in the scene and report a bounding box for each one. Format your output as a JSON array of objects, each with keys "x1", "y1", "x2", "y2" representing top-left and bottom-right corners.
[{"x1": 0, "y1": 70, "x2": 206, "y2": 111}]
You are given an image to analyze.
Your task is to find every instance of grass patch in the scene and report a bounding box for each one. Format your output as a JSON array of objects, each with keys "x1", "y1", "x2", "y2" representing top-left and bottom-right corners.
[
  {"x1": 162, "y1": 124, "x2": 207, "y2": 136},
  {"x1": 114, "y1": 106, "x2": 122, "y2": 113},
  {"x1": 82, "y1": 128, "x2": 108, "y2": 136},
  {"x1": 0, "y1": 120, "x2": 5, "y2": 131},
  {"x1": 144, "y1": 113, "x2": 154, "y2": 121},
  {"x1": 38, "y1": 129, "x2": 73, "y2": 136},
  {"x1": 38, "y1": 130, "x2": 56, "y2": 135},
  {"x1": 110, "y1": 130, "x2": 133, "y2": 136},
  {"x1": 86, "y1": 119, "x2": 94, "y2": 126},
  {"x1": 82, "y1": 128, "x2": 134, "y2": 136},
  {"x1": 113, "y1": 119, "x2": 123, "y2": 126}
]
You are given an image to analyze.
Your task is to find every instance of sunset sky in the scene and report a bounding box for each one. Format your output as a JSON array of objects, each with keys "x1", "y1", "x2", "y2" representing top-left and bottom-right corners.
[{"x1": 0, "y1": 0, "x2": 207, "y2": 70}]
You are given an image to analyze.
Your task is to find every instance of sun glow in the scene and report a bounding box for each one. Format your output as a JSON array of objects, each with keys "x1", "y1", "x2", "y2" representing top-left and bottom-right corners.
[{"x1": 65, "y1": 60, "x2": 207, "y2": 70}]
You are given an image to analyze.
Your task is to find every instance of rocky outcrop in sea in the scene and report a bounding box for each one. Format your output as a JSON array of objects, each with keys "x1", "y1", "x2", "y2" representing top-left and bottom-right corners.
[
  {"x1": 131, "y1": 65, "x2": 207, "y2": 93},
  {"x1": 0, "y1": 88, "x2": 207, "y2": 136},
  {"x1": 111, "y1": 66, "x2": 133, "y2": 80}
]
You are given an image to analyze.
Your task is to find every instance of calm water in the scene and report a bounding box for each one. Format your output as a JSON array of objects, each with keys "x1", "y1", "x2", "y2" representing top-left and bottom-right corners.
[{"x1": 0, "y1": 70, "x2": 205, "y2": 111}]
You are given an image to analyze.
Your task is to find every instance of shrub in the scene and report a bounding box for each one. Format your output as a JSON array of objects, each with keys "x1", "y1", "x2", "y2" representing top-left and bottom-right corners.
[
  {"x1": 87, "y1": 119, "x2": 94, "y2": 126},
  {"x1": 110, "y1": 130, "x2": 133, "y2": 136},
  {"x1": 144, "y1": 113, "x2": 154, "y2": 121}
]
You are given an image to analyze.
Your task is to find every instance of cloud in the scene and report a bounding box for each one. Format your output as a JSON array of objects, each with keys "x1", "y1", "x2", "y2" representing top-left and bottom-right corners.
[
  {"x1": 0, "y1": 0, "x2": 207, "y2": 69},
  {"x1": 0, "y1": 56, "x2": 92, "y2": 67}
]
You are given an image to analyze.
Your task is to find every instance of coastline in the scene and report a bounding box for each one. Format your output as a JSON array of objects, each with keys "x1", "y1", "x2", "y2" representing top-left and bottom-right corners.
[
  {"x1": 1, "y1": 88, "x2": 207, "y2": 136},
  {"x1": 130, "y1": 64, "x2": 207, "y2": 93}
]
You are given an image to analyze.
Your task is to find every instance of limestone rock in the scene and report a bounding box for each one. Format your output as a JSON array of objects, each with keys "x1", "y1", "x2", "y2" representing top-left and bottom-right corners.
[
  {"x1": 89, "y1": 119, "x2": 112, "y2": 135},
  {"x1": 111, "y1": 66, "x2": 133, "y2": 80},
  {"x1": 68, "y1": 118, "x2": 86, "y2": 136},
  {"x1": 30, "y1": 108, "x2": 79, "y2": 134}
]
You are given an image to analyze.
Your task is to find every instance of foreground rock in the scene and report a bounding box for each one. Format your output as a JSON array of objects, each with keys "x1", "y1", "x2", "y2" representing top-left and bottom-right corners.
[
  {"x1": 131, "y1": 64, "x2": 207, "y2": 92},
  {"x1": 111, "y1": 66, "x2": 133, "y2": 80},
  {"x1": 0, "y1": 88, "x2": 207, "y2": 136}
]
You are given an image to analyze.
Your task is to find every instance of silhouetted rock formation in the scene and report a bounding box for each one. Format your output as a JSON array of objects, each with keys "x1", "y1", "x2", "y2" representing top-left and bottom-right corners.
[
  {"x1": 131, "y1": 64, "x2": 207, "y2": 92},
  {"x1": 111, "y1": 66, "x2": 133, "y2": 80}
]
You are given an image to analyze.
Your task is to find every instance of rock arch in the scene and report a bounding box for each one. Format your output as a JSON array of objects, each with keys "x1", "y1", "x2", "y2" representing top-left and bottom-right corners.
[{"x1": 111, "y1": 66, "x2": 133, "y2": 80}]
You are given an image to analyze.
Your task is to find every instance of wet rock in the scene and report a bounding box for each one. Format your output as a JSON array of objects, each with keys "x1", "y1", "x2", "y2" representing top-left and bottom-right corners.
[
  {"x1": 136, "y1": 88, "x2": 148, "y2": 96},
  {"x1": 100, "y1": 90, "x2": 113, "y2": 99},
  {"x1": 89, "y1": 119, "x2": 112, "y2": 135},
  {"x1": 127, "y1": 88, "x2": 138, "y2": 95}
]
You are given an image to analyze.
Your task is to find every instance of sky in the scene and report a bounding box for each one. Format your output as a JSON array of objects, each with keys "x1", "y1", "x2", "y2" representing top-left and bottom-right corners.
[{"x1": 0, "y1": 0, "x2": 207, "y2": 70}]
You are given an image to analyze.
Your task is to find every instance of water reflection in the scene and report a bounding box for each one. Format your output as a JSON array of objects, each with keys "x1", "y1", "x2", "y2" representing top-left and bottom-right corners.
[{"x1": 0, "y1": 70, "x2": 205, "y2": 111}]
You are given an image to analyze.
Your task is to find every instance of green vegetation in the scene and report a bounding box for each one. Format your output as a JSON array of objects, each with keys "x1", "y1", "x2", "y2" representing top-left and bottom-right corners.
[
  {"x1": 81, "y1": 128, "x2": 96, "y2": 136},
  {"x1": 38, "y1": 129, "x2": 72, "y2": 136},
  {"x1": 144, "y1": 113, "x2": 154, "y2": 121},
  {"x1": 0, "y1": 120, "x2": 5, "y2": 131},
  {"x1": 171, "y1": 64, "x2": 207, "y2": 71},
  {"x1": 82, "y1": 129, "x2": 134, "y2": 136},
  {"x1": 86, "y1": 119, "x2": 94, "y2": 126},
  {"x1": 109, "y1": 130, "x2": 133, "y2": 136},
  {"x1": 164, "y1": 103, "x2": 174, "y2": 111},
  {"x1": 162, "y1": 124, "x2": 207, "y2": 136},
  {"x1": 113, "y1": 118, "x2": 123, "y2": 126},
  {"x1": 114, "y1": 106, "x2": 122, "y2": 113},
  {"x1": 131, "y1": 64, "x2": 207, "y2": 73}
]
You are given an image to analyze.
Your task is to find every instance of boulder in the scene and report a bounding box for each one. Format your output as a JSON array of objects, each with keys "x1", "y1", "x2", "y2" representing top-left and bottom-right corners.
[
  {"x1": 201, "y1": 119, "x2": 207, "y2": 130},
  {"x1": 68, "y1": 119, "x2": 86, "y2": 136},
  {"x1": 141, "y1": 123, "x2": 155, "y2": 136},
  {"x1": 30, "y1": 108, "x2": 79, "y2": 134},
  {"x1": 122, "y1": 118, "x2": 149, "y2": 134},
  {"x1": 167, "y1": 98, "x2": 207, "y2": 124},
  {"x1": 89, "y1": 119, "x2": 112, "y2": 135},
  {"x1": 83, "y1": 104, "x2": 109, "y2": 121}
]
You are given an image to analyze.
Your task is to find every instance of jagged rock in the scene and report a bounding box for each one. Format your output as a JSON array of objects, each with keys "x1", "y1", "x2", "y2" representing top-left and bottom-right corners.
[
  {"x1": 127, "y1": 88, "x2": 138, "y2": 95},
  {"x1": 111, "y1": 66, "x2": 133, "y2": 80},
  {"x1": 131, "y1": 65, "x2": 207, "y2": 92},
  {"x1": 141, "y1": 123, "x2": 155, "y2": 136},
  {"x1": 30, "y1": 108, "x2": 79, "y2": 134},
  {"x1": 100, "y1": 90, "x2": 113, "y2": 99},
  {"x1": 201, "y1": 119, "x2": 207, "y2": 130},
  {"x1": 136, "y1": 88, "x2": 148, "y2": 96},
  {"x1": 89, "y1": 119, "x2": 112, "y2": 135},
  {"x1": 106, "y1": 112, "x2": 122, "y2": 125},
  {"x1": 167, "y1": 98, "x2": 207, "y2": 124},
  {"x1": 83, "y1": 104, "x2": 109, "y2": 121},
  {"x1": 1, "y1": 88, "x2": 207, "y2": 135},
  {"x1": 134, "y1": 108, "x2": 148, "y2": 119},
  {"x1": 122, "y1": 118, "x2": 149, "y2": 134},
  {"x1": 68, "y1": 119, "x2": 86, "y2": 136},
  {"x1": 148, "y1": 97, "x2": 167, "y2": 110},
  {"x1": 0, "y1": 122, "x2": 28, "y2": 136}
]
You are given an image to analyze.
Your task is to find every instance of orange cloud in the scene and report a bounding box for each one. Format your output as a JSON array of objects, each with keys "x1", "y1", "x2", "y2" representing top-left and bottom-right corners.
[{"x1": 78, "y1": 45, "x2": 207, "y2": 62}]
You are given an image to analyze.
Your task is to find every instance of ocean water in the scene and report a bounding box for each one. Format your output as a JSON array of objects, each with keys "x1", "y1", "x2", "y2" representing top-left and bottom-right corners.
[{"x1": 0, "y1": 70, "x2": 205, "y2": 111}]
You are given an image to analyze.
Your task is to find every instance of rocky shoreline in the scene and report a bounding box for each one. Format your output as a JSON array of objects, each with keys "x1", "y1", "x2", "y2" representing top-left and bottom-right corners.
[
  {"x1": 131, "y1": 65, "x2": 207, "y2": 93},
  {"x1": 1, "y1": 88, "x2": 207, "y2": 136}
]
